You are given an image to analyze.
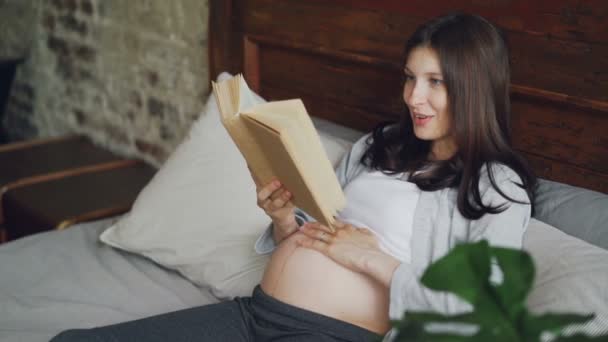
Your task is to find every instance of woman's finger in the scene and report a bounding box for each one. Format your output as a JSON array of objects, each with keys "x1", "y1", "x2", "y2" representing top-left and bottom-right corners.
[
  {"x1": 305, "y1": 221, "x2": 334, "y2": 234},
  {"x1": 270, "y1": 188, "x2": 286, "y2": 201},
  {"x1": 270, "y1": 188, "x2": 291, "y2": 202},
  {"x1": 300, "y1": 223, "x2": 334, "y2": 242},
  {"x1": 257, "y1": 179, "x2": 281, "y2": 204},
  {"x1": 266, "y1": 191, "x2": 291, "y2": 211},
  {"x1": 333, "y1": 220, "x2": 346, "y2": 228},
  {"x1": 297, "y1": 234, "x2": 329, "y2": 253},
  {"x1": 318, "y1": 231, "x2": 332, "y2": 243}
]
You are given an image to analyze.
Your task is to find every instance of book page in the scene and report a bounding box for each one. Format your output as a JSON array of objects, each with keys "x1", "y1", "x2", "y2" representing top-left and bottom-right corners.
[
  {"x1": 214, "y1": 74, "x2": 345, "y2": 228},
  {"x1": 212, "y1": 76, "x2": 275, "y2": 184},
  {"x1": 244, "y1": 100, "x2": 345, "y2": 226}
]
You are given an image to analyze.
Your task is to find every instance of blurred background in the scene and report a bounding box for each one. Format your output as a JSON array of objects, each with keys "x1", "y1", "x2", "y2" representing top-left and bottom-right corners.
[{"x1": 0, "y1": 0, "x2": 211, "y2": 166}]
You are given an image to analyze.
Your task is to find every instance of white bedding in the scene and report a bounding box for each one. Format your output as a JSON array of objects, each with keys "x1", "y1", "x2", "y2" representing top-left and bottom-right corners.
[{"x1": 0, "y1": 217, "x2": 218, "y2": 342}]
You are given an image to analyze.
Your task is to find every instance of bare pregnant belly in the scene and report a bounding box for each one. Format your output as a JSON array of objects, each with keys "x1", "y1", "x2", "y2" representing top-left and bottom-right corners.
[{"x1": 260, "y1": 232, "x2": 391, "y2": 335}]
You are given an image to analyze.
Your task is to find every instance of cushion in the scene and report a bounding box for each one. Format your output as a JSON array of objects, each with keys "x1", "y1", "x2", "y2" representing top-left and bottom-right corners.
[
  {"x1": 524, "y1": 218, "x2": 608, "y2": 336},
  {"x1": 100, "y1": 72, "x2": 356, "y2": 300},
  {"x1": 533, "y1": 179, "x2": 608, "y2": 251}
]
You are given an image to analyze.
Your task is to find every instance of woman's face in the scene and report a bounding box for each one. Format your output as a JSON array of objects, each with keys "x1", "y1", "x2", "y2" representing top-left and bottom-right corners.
[{"x1": 403, "y1": 46, "x2": 456, "y2": 159}]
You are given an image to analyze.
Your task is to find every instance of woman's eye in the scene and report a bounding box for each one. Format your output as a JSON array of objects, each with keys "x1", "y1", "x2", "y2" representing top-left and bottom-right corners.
[
  {"x1": 430, "y1": 78, "x2": 444, "y2": 86},
  {"x1": 404, "y1": 74, "x2": 415, "y2": 81}
]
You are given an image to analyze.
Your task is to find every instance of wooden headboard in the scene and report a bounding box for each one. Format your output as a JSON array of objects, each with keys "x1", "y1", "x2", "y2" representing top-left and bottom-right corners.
[{"x1": 209, "y1": 0, "x2": 608, "y2": 194}]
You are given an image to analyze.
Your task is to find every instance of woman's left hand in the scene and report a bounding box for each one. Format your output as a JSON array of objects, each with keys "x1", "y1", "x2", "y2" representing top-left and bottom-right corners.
[{"x1": 297, "y1": 220, "x2": 401, "y2": 287}]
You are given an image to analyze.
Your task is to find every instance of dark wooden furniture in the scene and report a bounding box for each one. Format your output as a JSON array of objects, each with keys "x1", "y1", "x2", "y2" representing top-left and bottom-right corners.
[
  {"x1": 3, "y1": 161, "x2": 155, "y2": 241},
  {"x1": 0, "y1": 136, "x2": 126, "y2": 226},
  {"x1": 209, "y1": 0, "x2": 608, "y2": 194},
  {"x1": 0, "y1": 136, "x2": 155, "y2": 242}
]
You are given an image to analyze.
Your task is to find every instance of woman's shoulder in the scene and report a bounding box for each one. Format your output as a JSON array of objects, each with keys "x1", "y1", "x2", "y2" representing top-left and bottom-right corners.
[
  {"x1": 478, "y1": 162, "x2": 528, "y2": 201},
  {"x1": 347, "y1": 133, "x2": 372, "y2": 159},
  {"x1": 480, "y1": 163, "x2": 521, "y2": 182},
  {"x1": 350, "y1": 123, "x2": 399, "y2": 151},
  {"x1": 337, "y1": 125, "x2": 397, "y2": 183}
]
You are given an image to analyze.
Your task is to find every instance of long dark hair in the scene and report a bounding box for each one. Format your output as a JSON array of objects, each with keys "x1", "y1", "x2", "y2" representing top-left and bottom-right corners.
[{"x1": 362, "y1": 13, "x2": 536, "y2": 219}]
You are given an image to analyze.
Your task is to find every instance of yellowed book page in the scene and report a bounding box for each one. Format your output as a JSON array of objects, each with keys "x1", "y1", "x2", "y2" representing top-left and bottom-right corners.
[
  {"x1": 244, "y1": 100, "x2": 345, "y2": 218},
  {"x1": 241, "y1": 115, "x2": 335, "y2": 227},
  {"x1": 214, "y1": 74, "x2": 345, "y2": 227},
  {"x1": 212, "y1": 76, "x2": 274, "y2": 184},
  {"x1": 245, "y1": 100, "x2": 345, "y2": 213}
]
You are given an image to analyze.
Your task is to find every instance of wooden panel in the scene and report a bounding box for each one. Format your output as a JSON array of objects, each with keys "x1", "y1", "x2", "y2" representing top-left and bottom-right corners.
[
  {"x1": 240, "y1": 0, "x2": 412, "y2": 61},
  {"x1": 237, "y1": 0, "x2": 608, "y2": 102},
  {"x1": 240, "y1": 35, "x2": 404, "y2": 129},
  {"x1": 209, "y1": 0, "x2": 608, "y2": 193},
  {"x1": 512, "y1": 100, "x2": 607, "y2": 174},
  {"x1": 263, "y1": 85, "x2": 391, "y2": 132},
  {"x1": 209, "y1": 0, "x2": 243, "y2": 77},
  {"x1": 216, "y1": 0, "x2": 608, "y2": 103},
  {"x1": 509, "y1": 30, "x2": 608, "y2": 101},
  {"x1": 523, "y1": 153, "x2": 608, "y2": 194},
  {"x1": 257, "y1": 43, "x2": 402, "y2": 116},
  {"x1": 325, "y1": 0, "x2": 608, "y2": 44}
]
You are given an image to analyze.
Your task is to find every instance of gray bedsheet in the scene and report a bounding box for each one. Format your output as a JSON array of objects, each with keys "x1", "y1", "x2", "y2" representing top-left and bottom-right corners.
[{"x1": 0, "y1": 217, "x2": 218, "y2": 342}]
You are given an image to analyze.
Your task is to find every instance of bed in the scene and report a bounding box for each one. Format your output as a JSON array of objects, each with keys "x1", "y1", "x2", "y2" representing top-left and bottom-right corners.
[{"x1": 1, "y1": 1, "x2": 607, "y2": 341}]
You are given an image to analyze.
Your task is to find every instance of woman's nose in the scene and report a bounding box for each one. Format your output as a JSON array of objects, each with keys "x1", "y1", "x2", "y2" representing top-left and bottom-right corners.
[{"x1": 404, "y1": 83, "x2": 426, "y2": 106}]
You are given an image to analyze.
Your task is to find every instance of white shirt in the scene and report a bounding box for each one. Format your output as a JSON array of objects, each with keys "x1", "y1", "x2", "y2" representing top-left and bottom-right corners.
[{"x1": 338, "y1": 169, "x2": 421, "y2": 263}]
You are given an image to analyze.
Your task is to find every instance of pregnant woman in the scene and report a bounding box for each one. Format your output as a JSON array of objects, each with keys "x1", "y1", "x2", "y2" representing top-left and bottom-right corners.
[{"x1": 52, "y1": 12, "x2": 536, "y2": 342}]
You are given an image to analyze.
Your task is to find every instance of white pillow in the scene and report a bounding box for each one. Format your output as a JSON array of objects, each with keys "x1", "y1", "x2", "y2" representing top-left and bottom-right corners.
[
  {"x1": 100, "y1": 72, "x2": 355, "y2": 299},
  {"x1": 524, "y1": 218, "x2": 608, "y2": 336}
]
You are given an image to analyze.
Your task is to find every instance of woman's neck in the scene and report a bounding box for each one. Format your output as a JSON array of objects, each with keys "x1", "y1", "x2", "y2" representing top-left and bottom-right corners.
[{"x1": 429, "y1": 138, "x2": 457, "y2": 161}]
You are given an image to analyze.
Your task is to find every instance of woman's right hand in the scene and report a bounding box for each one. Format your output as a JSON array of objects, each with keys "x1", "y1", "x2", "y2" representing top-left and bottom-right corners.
[{"x1": 256, "y1": 179, "x2": 299, "y2": 244}]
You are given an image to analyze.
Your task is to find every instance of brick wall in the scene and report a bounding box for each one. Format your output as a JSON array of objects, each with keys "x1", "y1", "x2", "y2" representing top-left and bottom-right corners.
[{"x1": 0, "y1": 0, "x2": 210, "y2": 165}]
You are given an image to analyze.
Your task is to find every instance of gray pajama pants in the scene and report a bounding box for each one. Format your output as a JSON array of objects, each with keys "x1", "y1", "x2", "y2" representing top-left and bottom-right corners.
[{"x1": 50, "y1": 285, "x2": 382, "y2": 342}]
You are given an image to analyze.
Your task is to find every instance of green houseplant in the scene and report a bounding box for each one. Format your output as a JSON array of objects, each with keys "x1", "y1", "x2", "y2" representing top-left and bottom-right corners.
[{"x1": 391, "y1": 240, "x2": 608, "y2": 341}]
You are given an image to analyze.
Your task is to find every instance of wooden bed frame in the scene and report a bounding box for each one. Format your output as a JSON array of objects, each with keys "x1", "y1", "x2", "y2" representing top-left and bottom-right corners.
[{"x1": 208, "y1": 0, "x2": 607, "y2": 194}]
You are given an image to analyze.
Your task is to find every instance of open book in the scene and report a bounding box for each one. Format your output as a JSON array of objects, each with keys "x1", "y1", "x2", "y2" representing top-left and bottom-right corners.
[{"x1": 212, "y1": 74, "x2": 345, "y2": 230}]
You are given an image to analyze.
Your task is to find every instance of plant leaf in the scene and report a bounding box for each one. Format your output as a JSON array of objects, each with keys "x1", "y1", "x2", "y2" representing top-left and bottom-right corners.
[
  {"x1": 470, "y1": 326, "x2": 521, "y2": 342},
  {"x1": 406, "y1": 311, "x2": 480, "y2": 324},
  {"x1": 491, "y1": 246, "x2": 535, "y2": 320},
  {"x1": 393, "y1": 240, "x2": 604, "y2": 342},
  {"x1": 416, "y1": 240, "x2": 520, "y2": 340},
  {"x1": 553, "y1": 333, "x2": 608, "y2": 341},
  {"x1": 420, "y1": 240, "x2": 492, "y2": 305},
  {"x1": 391, "y1": 318, "x2": 425, "y2": 341}
]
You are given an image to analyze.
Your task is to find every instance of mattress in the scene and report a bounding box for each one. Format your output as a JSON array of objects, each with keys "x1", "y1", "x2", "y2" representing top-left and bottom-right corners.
[{"x1": 0, "y1": 217, "x2": 218, "y2": 342}]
